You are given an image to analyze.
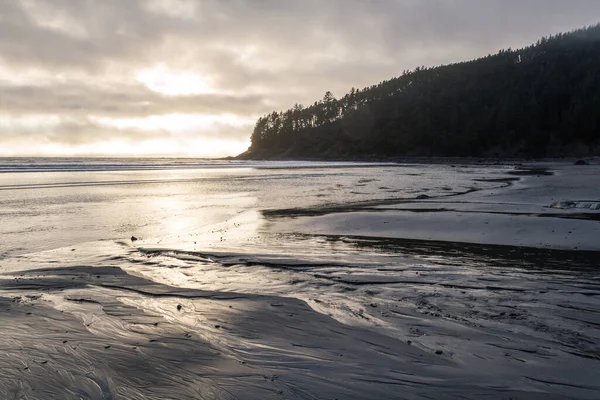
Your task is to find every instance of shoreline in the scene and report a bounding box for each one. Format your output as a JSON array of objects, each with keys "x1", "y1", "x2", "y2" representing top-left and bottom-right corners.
[{"x1": 232, "y1": 152, "x2": 598, "y2": 165}]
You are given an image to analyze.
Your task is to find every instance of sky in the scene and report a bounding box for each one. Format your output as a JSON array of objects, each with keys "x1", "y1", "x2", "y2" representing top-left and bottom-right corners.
[{"x1": 1, "y1": 0, "x2": 599, "y2": 157}]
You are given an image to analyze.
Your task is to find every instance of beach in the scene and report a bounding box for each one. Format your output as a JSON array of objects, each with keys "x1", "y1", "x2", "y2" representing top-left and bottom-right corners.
[{"x1": 0, "y1": 159, "x2": 599, "y2": 399}]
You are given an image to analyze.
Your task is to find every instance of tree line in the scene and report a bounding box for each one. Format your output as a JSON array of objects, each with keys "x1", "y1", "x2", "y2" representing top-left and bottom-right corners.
[{"x1": 240, "y1": 24, "x2": 600, "y2": 159}]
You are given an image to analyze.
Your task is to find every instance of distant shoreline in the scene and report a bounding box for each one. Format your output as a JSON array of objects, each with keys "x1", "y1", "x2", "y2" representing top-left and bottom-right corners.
[{"x1": 232, "y1": 153, "x2": 597, "y2": 165}]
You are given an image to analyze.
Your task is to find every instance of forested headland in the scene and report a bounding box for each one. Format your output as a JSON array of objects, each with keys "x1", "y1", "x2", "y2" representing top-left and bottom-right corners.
[{"x1": 238, "y1": 24, "x2": 600, "y2": 160}]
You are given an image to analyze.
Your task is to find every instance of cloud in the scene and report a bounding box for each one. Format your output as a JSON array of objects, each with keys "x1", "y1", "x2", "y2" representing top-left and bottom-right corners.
[
  {"x1": 1, "y1": 0, "x2": 600, "y2": 156},
  {"x1": 0, "y1": 81, "x2": 270, "y2": 117}
]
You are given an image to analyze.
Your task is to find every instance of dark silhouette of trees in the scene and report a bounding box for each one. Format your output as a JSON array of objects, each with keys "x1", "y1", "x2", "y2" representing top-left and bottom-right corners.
[{"x1": 241, "y1": 24, "x2": 600, "y2": 159}]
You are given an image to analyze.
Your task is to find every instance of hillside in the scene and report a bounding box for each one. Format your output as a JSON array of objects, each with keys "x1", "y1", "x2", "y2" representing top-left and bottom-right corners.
[{"x1": 238, "y1": 24, "x2": 600, "y2": 160}]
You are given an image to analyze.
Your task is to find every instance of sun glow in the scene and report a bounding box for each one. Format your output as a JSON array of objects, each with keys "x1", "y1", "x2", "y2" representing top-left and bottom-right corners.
[
  {"x1": 1, "y1": 65, "x2": 255, "y2": 157},
  {"x1": 137, "y1": 66, "x2": 217, "y2": 96}
]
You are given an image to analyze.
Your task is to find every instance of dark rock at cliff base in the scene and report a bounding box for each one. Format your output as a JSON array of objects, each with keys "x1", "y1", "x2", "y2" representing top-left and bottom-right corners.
[
  {"x1": 416, "y1": 194, "x2": 430, "y2": 200},
  {"x1": 574, "y1": 159, "x2": 589, "y2": 166}
]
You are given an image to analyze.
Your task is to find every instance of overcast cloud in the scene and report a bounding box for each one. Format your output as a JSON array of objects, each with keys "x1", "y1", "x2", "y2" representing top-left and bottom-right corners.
[{"x1": 1, "y1": 0, "x2": 599, "y2": 156}]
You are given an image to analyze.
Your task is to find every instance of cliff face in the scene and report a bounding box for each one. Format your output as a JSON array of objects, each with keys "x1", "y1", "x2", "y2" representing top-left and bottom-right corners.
[{"x1": 239, "y1": 25, "x2": 600, "y2": 160}]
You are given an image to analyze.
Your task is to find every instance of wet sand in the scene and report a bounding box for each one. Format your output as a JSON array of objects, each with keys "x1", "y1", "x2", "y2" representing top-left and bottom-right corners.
[{"x1": 1, "y1": 161, "x2": 599, "y2": 399}]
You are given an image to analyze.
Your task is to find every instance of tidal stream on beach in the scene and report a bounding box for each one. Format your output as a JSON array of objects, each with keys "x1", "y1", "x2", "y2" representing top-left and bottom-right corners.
[{"x1": 0, "y1": 158, "x2": 599, "y2": 399}]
